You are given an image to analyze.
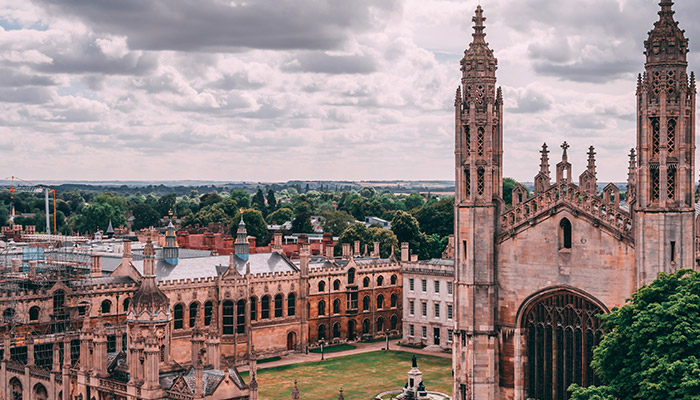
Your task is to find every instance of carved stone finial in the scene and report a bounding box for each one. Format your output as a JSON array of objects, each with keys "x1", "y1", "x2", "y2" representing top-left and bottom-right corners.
[
  {"x1": 587, "y1": 146, "x2": 596, "y2": 171},
  {"x1": 561, "y1": 141, "x2": 570, "y2": 161}
]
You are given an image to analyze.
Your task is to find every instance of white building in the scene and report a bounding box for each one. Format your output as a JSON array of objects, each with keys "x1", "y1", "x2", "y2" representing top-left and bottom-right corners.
[{"x1": 401, "y1": 259, "x2": 454, "y2": 350}]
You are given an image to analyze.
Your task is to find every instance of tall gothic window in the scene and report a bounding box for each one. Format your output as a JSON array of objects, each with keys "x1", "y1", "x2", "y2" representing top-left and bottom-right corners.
[
  {"x1": 651, "y1": 117, "x2": 660, "y2": 155},
  {"x1": 559, "y1": 219, "x2": 572, "y2": 250},
  {"x1": 236, "y1": 300, "x2": 245, "y2": 334},
  {"x1": 189, "y1": 302, "x2": 199, "y2": 328},
  {"x1": 274, "y1": 294, "x2": 284, "y2": 318},
  {"x1": 464, "y1": 126, "x2": 471, "y2": 153},
  {"x1": 173, "y1": 304, "x2": 184, "y2": 330},
  {"x1": 651, "y1": 167, "x2": 660, "y2": 202},
  {"x1": 524, "y1": 291, "x2": 605, "y2": 400},
  {"x1": 465, "y1": 167, "x2": 471, "y2": 199},
  {"x1": 261, "y1": 295, "x2": 270, "y2": 319},
  {"x1": 204, "y1": 301, "x2": 213, "y2": 326},
  {"x1": 249, "y1": 297, "x2": 257, "y2": 321},
  {"x1": 667, "y1": 118, "x2": 676, "y2": 153},
  {"x1": 667, "y1": 166, "x2": 676, "y2": 201},
  {"x1": 288, "y1": 293, "x2": 296, "y2": 317},
  {"x1": 477, "y1": 127, "x2": 485, "y2": 156},
  {"x1": 477, "y1": 167, "x2": 485, "y2": 196},
  {"x1": 222, "y1": 301, "x2": 234, "y2": 334}
]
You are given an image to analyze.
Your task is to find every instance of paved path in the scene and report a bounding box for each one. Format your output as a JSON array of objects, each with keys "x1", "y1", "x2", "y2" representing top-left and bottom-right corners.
[{"x1": 251, "y1": 339, "x2": 451, "y2": 371}]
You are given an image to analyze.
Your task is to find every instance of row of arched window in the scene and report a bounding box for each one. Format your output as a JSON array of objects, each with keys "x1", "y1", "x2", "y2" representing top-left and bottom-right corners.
[
  {"x1": 172, "y1": 294, "x2": 297, "y2": 332},
  {"x1": 317, "y1": 273, "x2": 398, "y2": 292},
  {"x1": 316, "y1": 315, "x2": 399, "y2": 340},
  {"x1": 3, "y1": 296, "x2": 131, "y2": 325},
  {"x1": 316, "y1": 293, "x2": 398, "y2": 316}
]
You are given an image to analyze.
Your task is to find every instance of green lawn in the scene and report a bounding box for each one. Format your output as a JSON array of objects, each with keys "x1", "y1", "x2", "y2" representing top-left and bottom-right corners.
[
  {"x1": 308, "y1": 343, "x2": 356, "y2": 353},
  {"x1": 240, "y1": 350, "x2": 452, "y2": 400}
]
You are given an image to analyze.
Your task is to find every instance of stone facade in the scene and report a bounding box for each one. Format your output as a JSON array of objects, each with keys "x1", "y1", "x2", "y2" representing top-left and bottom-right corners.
[
  {"x1": 401, "y1": 259, "x2": 454, "y2": 350},
  {"x1": 452, "y1": 3, "x2": 697, "y2": 400}
]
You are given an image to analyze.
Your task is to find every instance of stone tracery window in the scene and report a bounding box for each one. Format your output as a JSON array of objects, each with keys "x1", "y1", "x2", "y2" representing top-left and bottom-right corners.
[
  {"x1": 477, "y1": 167, "x2": 485, "y2": 196},
  {"x1": 651, "y1": 166, "x2": 660, "y2": 202},
  {"x1": 523, "y1": 290, "x2": 605, "y2": 400},
  {"x1": 667, "y1": 166, "x2": 676, "y2": 201},
  {"x1": 464, "y1": 167, "x2": 471, "y2": 199},
  {"x1": 651, "y1": 117, "x2": 660, "y2": 155},
  {"x1": 667, "y1": 117, "x2": 676, "y2": 153},
  {"x1": 464, "y1": 126, "x2": 470, "y2": 153},
  {"x1": 477, "y1": 127, "x2": 485, "y2": 156}
]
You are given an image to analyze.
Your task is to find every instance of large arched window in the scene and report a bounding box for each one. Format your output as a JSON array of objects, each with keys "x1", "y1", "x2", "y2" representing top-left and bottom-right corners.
[
  {"x1": 222, "y1": 300, "x2": 234, "y2": 334},
  {"x1": 390, "y1": 274, "x2": 397, "y2": 285},
  {"x1": 522, "y1": 290, "x2": 606, "y2": 400},
  {"x1": 101, "y1": 299, "x2": 112, "y2": 314},
  {"x1": 333, "y1": 322, "x2": 341, "y2": 338},
  {"x1": 362, "y1": 318, "x2": 370, "y2": 334},
  {"x1": 123, "y1": 298, "x2": 130, "y2": 313},
  {"x1": 204, "y1": 301, "x2": 213, "y2": 326},
  {"x1": 189, "y1": 302, "x2": 199, "y2": 328},
  {"x1": 288, "y1": 293, "x2": 296, "y2": 316},
  {"x1": 390, "y1": 293, "x2": 397, "y2": 308},
  {"x1": 261, "y1": 295, "x2": 270, "y2": 319},
  {"x1": 333, "y1": 279, "x2": 341, "y2": 291},
  {"x1": 377, "y1": 316, "x2": 385, "y2": 332},
  {"x1": 376, "y1": 275, "x2": 384, "y2": 286},
  {"x1": 29, "y1": 306, "x2": 40, "y2": 321},
  {"x1": 377, "y1": 294, "x2": 384, "y2": 309},
  {"x1": 318, "y1": 324, "x2": 326, "y2": 340},
  {"x1": 318, "y1": 300, "x2": 326, "y2": 316},
  {"x1": 236, "y1": 300, "x2": 245, "y2": 334},
  {"x1": 249, "y1": 297, "x2": 257, "y2": 321},
  {"x1": 559, "y1": 218, "x2": 572, "y2": 249},
  {"x1": 333, "y1": 298, "x2": 341, "y2": 314},
  {"x1": 363, "y1": 277, "x2": 370, "y2": 288},
  {"x1": 390, "y1": 314, "x2": 398, "y2": 330},
  {"x1": 362, "y1": 295, "x2": 371, "y2": 311},
  {"x1": 274, "y1": 294, "x2": 284, "y2": 318},
  {"x1": 173, "y1": 304, "x2": 184, "y2": 330},
  {"x1": 347, "y1": 268, "x2": 355, "y2": 285},
  {"x1": 318, "y1": 280, "x2": 326, "y2": 292}
]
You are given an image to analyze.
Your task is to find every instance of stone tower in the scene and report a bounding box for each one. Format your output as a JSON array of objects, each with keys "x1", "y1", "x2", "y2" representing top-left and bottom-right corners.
[
  {"x1": 634, "y1": 0, "x2": 696, "y2": 286},
  {"x1": 234, "y1": 217, "x2": 250, "y2": 260},
  {"x1": 453, "y1": 5, "x2": 503, "y2": 400},
  {"x1": 163, "y1": 221, "x2": 179, "y2": 266}
]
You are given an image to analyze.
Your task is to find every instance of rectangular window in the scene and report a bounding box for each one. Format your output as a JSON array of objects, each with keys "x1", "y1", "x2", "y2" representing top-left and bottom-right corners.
[
  {"x1": 447, "y1": 281, "x2": 453, "y2": 295},
  {"x1": 434, "y1": 280, "x2": 440, "y2": 293},
  {"x1": 409, "y1": 300, "x2": 415, "y2": 315},
  {"x1": 448, "y1": 329, "x2": 453, "y2": 343},
  {"x1": 447, "y1": 304, "x2": 453, "y2": 320},
  {"x1": 347, "y1": 292, "x2": 358, "y2": 310},
  {"x1": 409, "y1": 324, "x2": 414, "y2": 337},
  {"x1": 421, "y1": 302, "x2": 427, "y2": 317},
  {"x1": 671, "y1": 241, "x2": 676, "y2": 263},
  {"x1": 422, "y1": 326, "x2": 427, "y2": 338},
  {"x1": 409, "y1": 278, "x2": 414, "y2": 291},
  {"x1": 421, "y1": 279, "x2": 427, "y2": 292},
  {"x1": 434, "y1": 303, "x2": 440, "y2": 318}
]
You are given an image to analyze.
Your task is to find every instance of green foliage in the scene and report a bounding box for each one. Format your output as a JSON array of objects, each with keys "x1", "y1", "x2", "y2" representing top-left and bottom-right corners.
[
  {"x1": 414, "y1": 197, "x2": 454, "y2": 237},
  {"x1": 349, "y1": 198, "x2": 365, "y2": 220},
  {"x1": 569, "y1": 385, "x2": 615, "y2": 400},
  {"x1": 230, "y1": 189, "x2": 251, "y2": 209},
  {"x1": 571, "y1": 270, "x2": 700, "y2": 400},
  {"x1": 266, "y1": 189, "x2": 277, "y2": 213},
  {"x1": 199, "y1": 192, "x2": 223, "y2": 208},
  {"x1": 359, "y1": 186, "x2": 376, "y2": 199},
  {"x1": 93, "y1": 193, "x2": 128, "y2": 214},
  {"x1": 391, "y1": 210, "x2": 424, "y2": 254},
  {"x1": 502, "y1": 177, "x2": 528, "y2": 206},
  {"x1": 367, "y1": 226, "x2": 399, "y2": 258},
  {"x1": 292, "y1": 201, "x2": 314, "y2": 233},
  {"x1": 423, "y1": 233, "x2": 448, "y2": 259},
  {"x1": 0, "y1": 204, "x2": 8, "y2": 226},
  {"x1": 268, "y1": 207, "x2": 294, "y2": 225},
  {"x1": 252, "y1": 188, "x2": 266, "y2": 214},
  {"x1": 156, "y1": 193, "x2": 177, "y2": 217},
  {"x1": 338, "y1": 223, "x2": 372, "y2": 251},
  {"x1": 321, "y1": 210, "x2": 354, "y2": 236},
  {"x1": 403, "y1": 193, "x2": 424, "y2": 210},
  {"x1": 73, "y1": 201, "x2": 126, "y2": 234},
  {"x1": 337, "y1": 223, "x2": 398, "y2": 259},
  {"x1": 132, "y1": 203, "x2": 161, "y2": 231}
]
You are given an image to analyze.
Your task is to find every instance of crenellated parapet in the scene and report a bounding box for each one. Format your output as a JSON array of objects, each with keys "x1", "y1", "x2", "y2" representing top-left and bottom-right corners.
[{"x1": 499, "y1": 182, "x2": 633, "y2": 244}]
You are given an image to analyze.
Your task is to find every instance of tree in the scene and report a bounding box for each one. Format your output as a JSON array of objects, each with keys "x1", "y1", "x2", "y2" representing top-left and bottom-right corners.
[
  {"x1": 571, "y1": 270, "x2": 700, "y2": 400},
  {"x1": 414, "y1": 197, "x2": 454, "y2": 237},
  {"x1": 200, "y1": 192, "x2": 223, "y2": 208},
  {"x1": 349, "y1": 198, "x2": 365, "y2": 220},
  {"x1": 391, "y1": 210, "x2": 427, "y2": 259},
  {"x1": 359, "y1": 186, "x2": 376, "y2": 199},
  {"x1": 252, "y1": 188, "x2": 266, "y2": 214},
  {"x1": 503, "y1": 177, "x2": 523, "y2": 206},
  {"x1": 367, "y1": 226, "x2": 399, "y2": 258},
  {"x1": 74, "y1": 202, "x2": 126, "y2": 233},
  {"x1": 337, "y1": 223, "x2": 372, "y2": 253},
  {"x1": 132, "y1": 204, "x2": 161, "y2": 230},
  {"x1": 292, "y1": 201, "x2": 314, "y2": 233},
  {"x1": 0, "y1": 204, "x2": 8, "y2": 226},
  {"x1": 156, "y1": 193, "x2": 177, "y2": 217},
  {"x1": 236, "y1": 208, "x2": 270, "y2": 246},
  {"x1": 321, "y1": 210, "x2": 354, "y2": 236},
  {"x1": 268, "y1": 207, "x2": 294, "y2": 225},
  {"x1": 230, "y1": 189, "x2": 251, "y2": 209},
  {"x1": 404, "y1": 193, "x2": 424, "y2": 210},
  {"x1": 266, "y1": 189, "x2": 277, "y2": 213}
]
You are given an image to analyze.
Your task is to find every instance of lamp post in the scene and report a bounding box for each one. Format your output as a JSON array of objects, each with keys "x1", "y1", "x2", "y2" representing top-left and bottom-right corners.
[
  {"x1": 385, "y1": 329, "x2": 389, "y2": 351},
  {"x1": 320, "y1": 340, "x2": 325, "y2": 361}
]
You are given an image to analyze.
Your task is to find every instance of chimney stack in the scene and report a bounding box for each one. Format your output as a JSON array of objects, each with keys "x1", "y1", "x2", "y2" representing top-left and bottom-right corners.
[
  {"x1": 401, "y1": 242, "x2": 409, "y2": 262},
  {"x1": 342, "y1": 243, "x2": 351, "y2": 260},
  {"x1": 353, "y1": 240, "x2": 360, "y2": 256},
  {"x1": 90, "y1": 254, "x2": 102, "y2": 277}
]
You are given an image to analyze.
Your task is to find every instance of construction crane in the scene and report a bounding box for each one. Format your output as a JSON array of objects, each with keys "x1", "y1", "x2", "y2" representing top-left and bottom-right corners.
[{"x1": 4, "y1": 176, "x2": 57, "y2": 235}]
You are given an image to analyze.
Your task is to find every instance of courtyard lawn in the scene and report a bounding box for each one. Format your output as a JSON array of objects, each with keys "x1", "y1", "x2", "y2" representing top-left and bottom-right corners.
[
  {"x1": 308, "y1": 343, "x2": 356, "y2": 353},
  {"x1": 240, "y1": 350, "x2": 452, "y2": 400}
]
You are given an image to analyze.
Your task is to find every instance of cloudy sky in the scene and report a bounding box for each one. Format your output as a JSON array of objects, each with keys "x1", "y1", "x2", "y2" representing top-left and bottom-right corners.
[{"x1": 1, "y1": 0, "x2": 699, "y2": 182}]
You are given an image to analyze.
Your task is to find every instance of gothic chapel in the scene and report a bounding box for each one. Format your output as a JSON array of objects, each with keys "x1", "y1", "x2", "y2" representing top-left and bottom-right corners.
[{"x1": 452, "y1": 2, "x2": 696, "y2": 400}]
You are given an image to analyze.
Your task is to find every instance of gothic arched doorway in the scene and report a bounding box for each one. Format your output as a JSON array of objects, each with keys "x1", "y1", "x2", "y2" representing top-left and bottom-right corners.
[
  {"x1": 287, "y1": 331, "x2": 296, "y2": 351},
  {"x1": 33, "y1": 383, "x2": 48, "y2": 400},
  {"x1": 521, "y1": 289, "x2": 606, "y2": 400},
  {"x1": 10, "y1": 377, "x2": 22, "y2": 400}
]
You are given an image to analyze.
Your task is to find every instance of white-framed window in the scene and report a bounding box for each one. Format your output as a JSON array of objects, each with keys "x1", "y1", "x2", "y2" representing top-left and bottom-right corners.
[
  {"x1": 409, "y1": 324, "x2": 415, "y2": 336},
  {"x1": 421, "y1": 301, "x2": 427, "y2": 317},
  {"x1": 409, "y1": 300, "x2": 415, "y2": 315},
  {"x1": 434, "y1": 280, "x2": 440, "y2": 293},
  {"x1": 447, "y1": 281, "x2": 453, "y2": 295},
  {"x1": 422, "y1": 326, "x2": 427, "y2": 338},
  {"x1": 448, "y1": 329, "x2": 453, "y2": 343},
  {"x1": 421, "y1": 279, "x2": 427, "y2": 292},
  {"x1": 447, "y1": 304, "x2": 453, "y2": 320},
  {"x1": 434, "y1": 303, "x2": 440, "y2": 318},
  {"x1": 409, "y1": 278, "x2": 414, "y2": 291}
]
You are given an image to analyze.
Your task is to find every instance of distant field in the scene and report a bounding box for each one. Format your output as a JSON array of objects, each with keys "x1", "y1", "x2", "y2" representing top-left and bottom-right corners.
[{"x1": 240, "y1": 350, "x2": 452, "y2": 400}]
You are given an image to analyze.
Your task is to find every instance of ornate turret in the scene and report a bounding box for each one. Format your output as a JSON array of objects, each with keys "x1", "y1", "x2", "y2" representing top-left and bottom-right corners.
[
  {"x1": 234, "y1": 217, "x2": 249, "y2": 261},
  {"x1": 644, "y1": 0, "x2": 688, "y2": 67},
  {"x1": 534, "y1": 143, "x2": 551, "y2": 195},
  {"x1": 131, "y1": 239, "x2": 169, "y2": 315},
  {"x1": 579, "y1": 146, "x2": 597, "y2": 194},
  {"x1": 163, "y1": 221, "x2": 179, "y2": 266}
]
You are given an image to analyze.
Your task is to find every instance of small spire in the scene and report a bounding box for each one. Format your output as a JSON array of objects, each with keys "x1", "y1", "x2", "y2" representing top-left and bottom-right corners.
[
  {"x1": 628, "y1": 148, "x2": 637, "y2": 178},
  {"x1": 561, "y1": 141, "x2": 570, "y2": 162},
  {"x1": 144, "y1": 238, "x2": 155, "y2": 257},
  {"x1": 472, "y1": 5, "x2": 486, "y2": 44},
  {"x1": 659, "y1": 0, "x2": 674, "y2": 17},
  {"x1": 539, "y1": 143, "x2": 550, "y2": 174},
  {"x1": 454, "y1": 86, "x2": 461, "y2": 106},
  {"x1": 586, "y1": 146, "x2": 596, "y2": 172}
]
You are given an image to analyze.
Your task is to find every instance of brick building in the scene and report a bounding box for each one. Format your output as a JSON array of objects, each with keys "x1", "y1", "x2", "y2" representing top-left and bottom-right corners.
[{"x1": 453, "y1": 3, "x2": 697, "y2": 400}]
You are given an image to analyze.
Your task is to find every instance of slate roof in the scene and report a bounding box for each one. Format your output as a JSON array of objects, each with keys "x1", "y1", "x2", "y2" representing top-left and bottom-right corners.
[
  {"x1": 161, "y1": 366, "x2": 248, "y2": 396},
  {"x1": 130, "y1": 252, "x2": 297, "y2": 282}
]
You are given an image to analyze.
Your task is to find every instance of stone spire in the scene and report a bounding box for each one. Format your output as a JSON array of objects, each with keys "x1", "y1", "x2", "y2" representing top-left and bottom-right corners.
[
  {"x1": 539, "y1": 143, "x2": 550, "y2": 176},
  {"x1": 627, "y1": 148, "x2": 637, "y2": 207},
  {"x1": 586, "y1": 146, "x2": 596, "y2": 172},
  {"x1": 461, "y1": 5, "x2": 498, "y2": 82},
  {"x1": 234, "y1": 216, "x2": 250, "y2": 261},
  {"x1": 163, "y1": 221, "x2": 179, "y2": 266},
  {"x1": 644, "y1": 0, "x2": 688, "y2": 67},
  {"x1": 132, "y1": 238, "x2": 169, "y2": 315}
]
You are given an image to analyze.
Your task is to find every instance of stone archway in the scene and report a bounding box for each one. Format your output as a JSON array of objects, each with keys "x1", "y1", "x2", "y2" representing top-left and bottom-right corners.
[
  {"x1": 287, "y1": 331, "x2": 297, "y2": 351},
  {"x1": 516, "y1": 287, "x2": 607, "y2": 400},
  {"x1": 33, "y1": 383, "x2": 48, "y2": 400},
  {"x1": 9, "y1": 377, "x2": 22, "y2": 400}
]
